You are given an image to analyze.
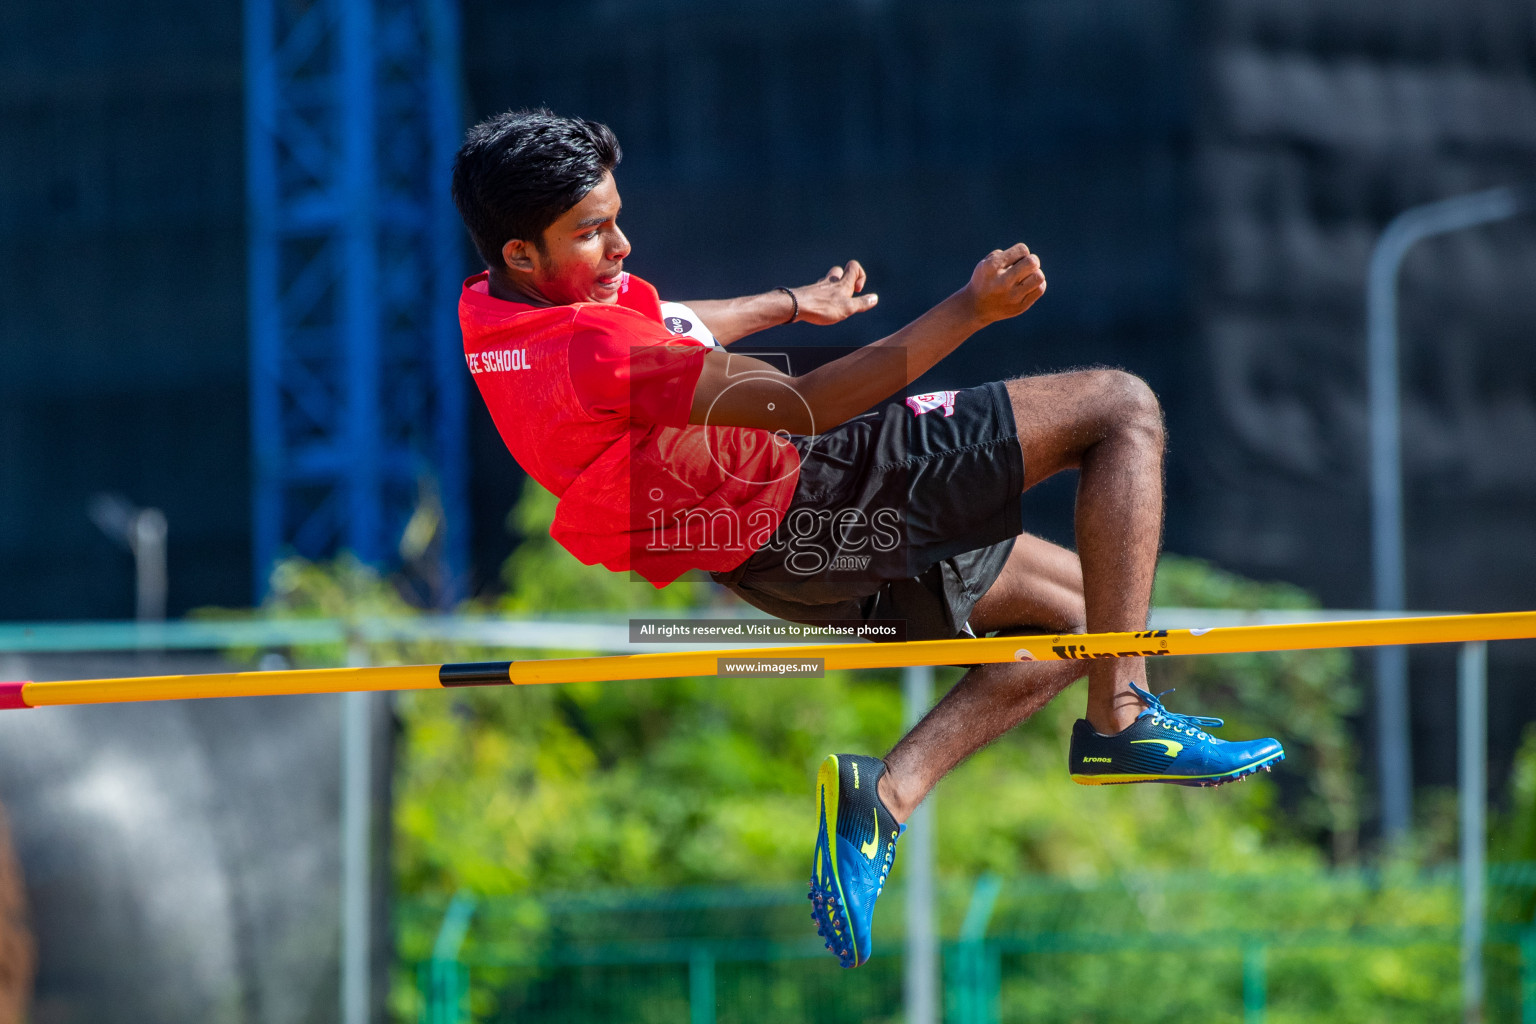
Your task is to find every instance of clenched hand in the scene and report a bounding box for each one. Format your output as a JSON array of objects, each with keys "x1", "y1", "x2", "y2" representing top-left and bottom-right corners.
[{"x1": 964, "y1": 244, "x2": 1047, "y2": 325}]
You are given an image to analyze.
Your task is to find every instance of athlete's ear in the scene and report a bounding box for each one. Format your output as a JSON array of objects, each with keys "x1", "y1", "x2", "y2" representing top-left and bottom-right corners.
[{"x1": 501, "y1": 237, "x2": 537, "y2": 274}]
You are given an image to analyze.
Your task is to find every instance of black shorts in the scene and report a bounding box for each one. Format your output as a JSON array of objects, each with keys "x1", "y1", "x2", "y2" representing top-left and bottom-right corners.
[{"x1": 710, "y1": 381, "x2": 1025, "y2": 642}]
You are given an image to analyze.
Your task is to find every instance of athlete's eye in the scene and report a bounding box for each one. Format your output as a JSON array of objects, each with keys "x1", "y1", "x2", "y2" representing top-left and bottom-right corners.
[{"x1": 582, "y1": 231, "x2": 600, "y2": 241}]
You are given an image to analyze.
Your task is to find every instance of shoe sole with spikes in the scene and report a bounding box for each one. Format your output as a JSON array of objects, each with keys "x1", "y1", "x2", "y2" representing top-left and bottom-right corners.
[
  {"x1": 1187, "y1": 751, "x2": 1286, "y2": 788},
  {"x1": 1074, "y1": 750, "x2": 1286, "y2": 787},
  {"x1": 807, "y1": 754, "x2": 903, "y2": 968}
]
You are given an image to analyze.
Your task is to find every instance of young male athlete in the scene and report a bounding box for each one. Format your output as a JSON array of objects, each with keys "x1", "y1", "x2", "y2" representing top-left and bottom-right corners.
[{"x1": 452, "y1": 109, "x2": 1284, "y2": 968}]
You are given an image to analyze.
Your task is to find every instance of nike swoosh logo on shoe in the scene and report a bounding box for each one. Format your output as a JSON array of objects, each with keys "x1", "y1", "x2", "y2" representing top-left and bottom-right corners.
[{"x1": 860, "y1": 809, "x2": 880, "y2": 859}]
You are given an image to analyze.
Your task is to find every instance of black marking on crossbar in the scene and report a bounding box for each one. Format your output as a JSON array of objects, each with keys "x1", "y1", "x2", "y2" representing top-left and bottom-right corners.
[
  {"x1": 1052, "y1": 646, "x2": 1171, "y2": 660},
  {"x1": 439, "y1": 662, "x2": 514, "y2": 687}
]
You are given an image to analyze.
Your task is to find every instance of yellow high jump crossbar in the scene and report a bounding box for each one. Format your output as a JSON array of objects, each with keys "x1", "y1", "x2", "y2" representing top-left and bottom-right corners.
[{"x1": 2, "y1": 611, "x2": 1534, "y2": 710}]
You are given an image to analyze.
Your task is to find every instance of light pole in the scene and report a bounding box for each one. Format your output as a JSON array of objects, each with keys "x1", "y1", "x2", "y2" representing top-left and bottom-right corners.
[
  {"x1": 1366, "y1": 185, "x2": 1531, "y2": 840},
  {"x1": 88, "y1": 493, "x2": 169, "y2": 622}
]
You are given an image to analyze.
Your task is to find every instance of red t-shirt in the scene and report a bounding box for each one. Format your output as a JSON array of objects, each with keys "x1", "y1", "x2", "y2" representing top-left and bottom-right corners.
[{"x1": 459, "y1": 271, "x2": 801, "y2": 585}]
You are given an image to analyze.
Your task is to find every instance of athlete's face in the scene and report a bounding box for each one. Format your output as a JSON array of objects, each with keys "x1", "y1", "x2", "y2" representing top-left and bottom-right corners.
[{"x1": 505, "y1": 171, "x2": 630, "y2": 305}]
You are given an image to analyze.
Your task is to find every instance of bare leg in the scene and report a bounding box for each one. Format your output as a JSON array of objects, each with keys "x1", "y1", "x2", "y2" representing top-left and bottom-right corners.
[
  {"x1": 1007, "y1": 370, "x2": 1164, "y2": 734},
  {"x1": 876, "y1": 370, "x2": 1166, "y2": 821},
  {"x1": 879, "y1": 534, "x2": 1087, "y2": 820}
]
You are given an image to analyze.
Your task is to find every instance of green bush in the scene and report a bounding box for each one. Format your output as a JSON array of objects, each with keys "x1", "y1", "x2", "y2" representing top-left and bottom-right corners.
[
  {"x1": 392, "y1": 484, "x2": 1365, "y2": 900},
  {"x1": 381, "y1": 481, "x2": 1387, "y2": 1018},
  {"x1": 206, "y1": 479, "x2": 1535, "y2": 1023}
]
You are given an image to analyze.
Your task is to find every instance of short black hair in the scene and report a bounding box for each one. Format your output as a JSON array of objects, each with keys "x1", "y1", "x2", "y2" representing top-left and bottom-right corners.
[{"x1": 451, "y1": 108, "x2": 622, "y2": 270}]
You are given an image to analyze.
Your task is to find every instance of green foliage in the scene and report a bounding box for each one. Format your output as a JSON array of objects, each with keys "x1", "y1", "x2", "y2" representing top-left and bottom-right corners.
[
  {"x1": 261, "y1": 553, "x2": 420, "y2": 621},
  {"x1": 981, "y1": 865, "x2": 1480, "y2": 1024},
  {"x1": 375, "y1": 480, "x2": 1476, "y2": 1021},
  {"x1": 931, "y1": 556, "x2": 1364, "y2": 880},
  {"x1": 1497, "y1": 724, "x2": 1536, "y2": 863},
  {"x1": 1153, "y1": 559, "x2": 1364, "y2": 861},
  {"x1": 1151, "y1": 555, "x2": 1318, "y2": 611},
  {"x1": 392, "y1": 483, "x2": 1364, "y2": 898},
  {"x1": 494, "y1": 483, "x2": 700, "y2": 615},
  {"x1": 199, "y1": 481, "x2": 1532, "y2": 1022},
  {"x1": 195, "y1": 552, "x2": 456, "y2": 668}
]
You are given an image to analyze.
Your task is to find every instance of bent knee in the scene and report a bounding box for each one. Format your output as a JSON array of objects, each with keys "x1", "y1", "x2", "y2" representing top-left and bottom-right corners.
[
  {"x1": 1006, "y1": 368, "x2": 1164, "y2": 476},
  {"x1": 1088, "y1": 369, "x2": 1162, "y2": 441}
]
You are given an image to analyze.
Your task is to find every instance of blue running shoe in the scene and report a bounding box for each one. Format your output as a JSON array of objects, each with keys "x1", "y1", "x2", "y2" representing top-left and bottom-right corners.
[
  {"x1": 1069, "y1": 683, "x2": 1285, "y2": 787},
  {"x1": 808, "y1": 754, "x2": 905, "y2": 968}
]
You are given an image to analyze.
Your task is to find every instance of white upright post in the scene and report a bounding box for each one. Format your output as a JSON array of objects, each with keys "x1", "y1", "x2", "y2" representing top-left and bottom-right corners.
[
  {"x1": 1459, "y1": 641, "x2": 1487, "y2": 1024},
  {"x1": 342, "y1": 644, "x2": 372, "y2": 1024},
  {"x1": 903, "y1": 665, "x2": 937, "y2": 1024}
]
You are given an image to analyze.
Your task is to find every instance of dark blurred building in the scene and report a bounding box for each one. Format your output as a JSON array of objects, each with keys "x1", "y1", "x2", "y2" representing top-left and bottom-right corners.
[
  {"x1": 0, "y1": 2, "x2": 248, "y2": 620},
  {"x1": 1189, "y1": 0, "x2": 1536, "y2": 613},
  {"x1": 1, "y1": 0, "x2": 1533, "y2": 776},
  {"x1": 1184, "y1": 1, "x2": 1536, "y2": 791}
]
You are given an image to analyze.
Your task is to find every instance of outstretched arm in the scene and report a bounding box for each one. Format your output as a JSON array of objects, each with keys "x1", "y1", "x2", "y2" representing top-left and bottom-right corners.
[
  {"x1": 680, "y1": 261, "x2": 880, "y2": 344},
  {"x1": 688, "y1": 245, "x2": 1045, "y2": 433}
]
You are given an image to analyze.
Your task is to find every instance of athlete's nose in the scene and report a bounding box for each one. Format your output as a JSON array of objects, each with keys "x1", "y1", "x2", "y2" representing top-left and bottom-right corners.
[{"x1": 608, "y1": 225, "x2": 631, "y2": 261}]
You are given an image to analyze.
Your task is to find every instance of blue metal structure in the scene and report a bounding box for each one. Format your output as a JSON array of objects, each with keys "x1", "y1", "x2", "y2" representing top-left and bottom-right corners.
[{"x1": 244, "y1": 0, "x2": 467, "y2": 603}]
